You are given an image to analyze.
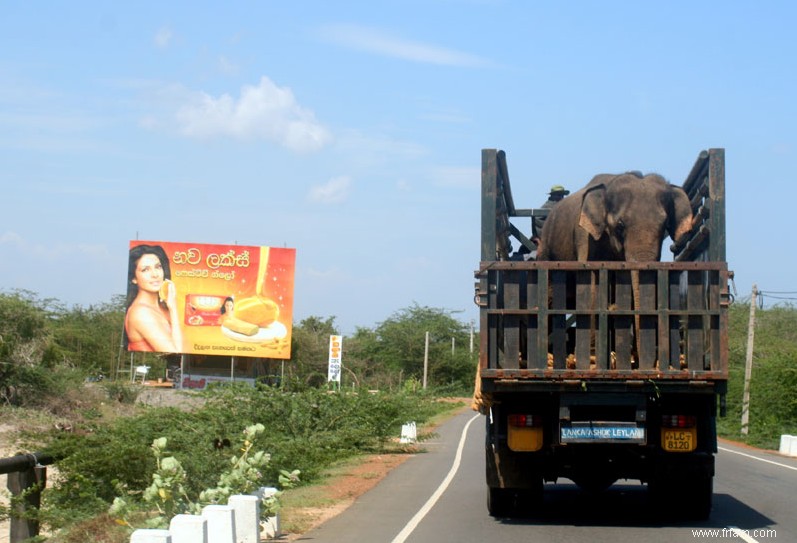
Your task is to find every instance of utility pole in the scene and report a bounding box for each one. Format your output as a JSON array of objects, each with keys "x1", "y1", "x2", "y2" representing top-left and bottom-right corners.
[
  {"x1": 423, "y1": 331, "x2": 429, "y2": 390},
  {"x1": 741, "y1": 284, "x2": 758, "y2": 436}
]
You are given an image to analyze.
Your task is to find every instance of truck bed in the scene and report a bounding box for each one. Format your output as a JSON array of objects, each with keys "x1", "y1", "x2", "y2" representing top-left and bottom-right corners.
[
  {"x1": 475, "y1": 260, "x2": 731, "y2": 385},
  {"x1": 476, "y1": 148, "x2": 730, "y2": 390}
]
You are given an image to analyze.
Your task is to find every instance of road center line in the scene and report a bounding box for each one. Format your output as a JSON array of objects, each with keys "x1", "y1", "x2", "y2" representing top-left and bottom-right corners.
[
  {"x1": 718, "y1": 446, "x2": 797, "y2": 471},
  {"x1": 390, "y1": 413, "x2": 481, "y2": 543}
]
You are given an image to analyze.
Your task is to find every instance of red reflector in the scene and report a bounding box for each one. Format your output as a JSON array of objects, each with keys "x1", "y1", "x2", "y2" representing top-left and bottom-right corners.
[
  {"x1": 508, "y1": 414, "x2": 542, "y2": 427},
  {"x1": 661, "y1": 415, "x2": 696, "y2": 428}
]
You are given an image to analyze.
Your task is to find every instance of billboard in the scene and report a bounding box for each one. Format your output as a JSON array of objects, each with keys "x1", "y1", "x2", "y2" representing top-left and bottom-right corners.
[{"x1": 125, "y1": 240, "x2": 295, "y2": 359}]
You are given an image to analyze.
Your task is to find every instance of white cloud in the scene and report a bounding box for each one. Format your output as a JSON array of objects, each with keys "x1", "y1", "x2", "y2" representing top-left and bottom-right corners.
[
  {"x1": 175, "y1": 76, "x2": 332, "y2": 153},
  {"x1": 0, "y1": 231, "x2": 24, "y2": 246},
  {"x1": 0, "y1": 231, "x2": 108, "y2": 260},
  {"x1": 335, "y1": 128, "x2": 428, "y2": 160},
  {"x1": 218, "y1": 55, "x2": 239, "y2": 75},
  {"x1": 154, "y1": 26, "x2": 173, "y2": 49},
  {"x1": 433, "y1": 166, "x2": 479, "y2": 189},
  {"x1": 318, "y1": 24, "x2": 492, "y2": 67},
  {"x1": 309, "y1": 176, "x2": 352, "y2": 204}
]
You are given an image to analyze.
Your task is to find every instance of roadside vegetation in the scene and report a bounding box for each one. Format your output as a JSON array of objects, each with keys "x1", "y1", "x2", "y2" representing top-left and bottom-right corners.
[
  {"x1": 0, "y1": 289, "x2": 472, "y2": 541},
  {"x1": 718, "y1": 301, "x2": 797, "y2": 449},
  {"x1": 1, "y1": 289, "x2": 796, "y2": 540}
]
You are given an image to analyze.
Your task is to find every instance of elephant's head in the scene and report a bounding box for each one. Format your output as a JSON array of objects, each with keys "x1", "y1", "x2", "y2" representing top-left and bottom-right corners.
[{"x1": 577, "y1": 173, "x2": 693, "y2": 261}]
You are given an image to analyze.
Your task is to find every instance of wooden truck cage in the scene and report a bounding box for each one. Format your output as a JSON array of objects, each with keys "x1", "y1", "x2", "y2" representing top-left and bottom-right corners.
[{"x1": 475, "y1": 149, "x2": 731, "y2": 384}]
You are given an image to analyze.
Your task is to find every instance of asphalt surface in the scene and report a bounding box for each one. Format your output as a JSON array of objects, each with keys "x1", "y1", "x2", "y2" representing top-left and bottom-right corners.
[{"x1": 296, "y1": 409, "x2": 797, "y2": 542}]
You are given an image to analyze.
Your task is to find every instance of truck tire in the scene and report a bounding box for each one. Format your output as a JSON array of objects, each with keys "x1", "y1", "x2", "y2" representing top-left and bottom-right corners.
[
  {"x1": 649, "y1": 475, "x2": 713, "y2": 520},
  {"x1": 487, "y1": 480, "x2": 544, "y2": 518},
  {"x1": 487, "y1": 487, "x2": 514, "y2": 518},
  {"x1": 684, "y1": 476, "x2": 713, "y2": 520}
]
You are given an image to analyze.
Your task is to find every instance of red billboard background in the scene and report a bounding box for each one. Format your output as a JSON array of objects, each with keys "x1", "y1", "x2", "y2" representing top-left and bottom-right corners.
[{"x1": 125, "y1": 240, "x2": 295, "y2": 359}]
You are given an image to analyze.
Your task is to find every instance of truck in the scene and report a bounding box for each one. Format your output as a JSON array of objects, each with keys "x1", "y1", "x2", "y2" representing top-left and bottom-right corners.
[{"x1": 474, "y1": 148, "x2": 731, "y2": 519}]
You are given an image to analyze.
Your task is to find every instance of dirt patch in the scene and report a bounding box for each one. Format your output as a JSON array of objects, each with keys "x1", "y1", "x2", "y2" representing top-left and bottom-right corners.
[
  {"x1": 278, "y1": 452, "x2": 413, "y2": 541},
  {"x1": 135, "y1": 387, "x2": 205, "y2": 410},
  {"x1": 1, "y1": 424, "x2": 20, "y2": 543}
]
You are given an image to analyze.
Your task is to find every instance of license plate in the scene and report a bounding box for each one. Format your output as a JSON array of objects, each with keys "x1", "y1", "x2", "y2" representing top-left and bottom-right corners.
[
  {"x1": 663, "y1": 430, "x2": 694, "y2": 452},
  {"x1": 561, "y1": 423, "x2": 645, "y2": 443}
]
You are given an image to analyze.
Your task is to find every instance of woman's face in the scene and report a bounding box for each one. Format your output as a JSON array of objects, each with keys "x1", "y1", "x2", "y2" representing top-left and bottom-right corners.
[
  {"x1": 224, "y1": 300, "x2": 234, "y2": 312},
  {"x1": 134, "y1": 253, "x2": 165, "y2": 293}
]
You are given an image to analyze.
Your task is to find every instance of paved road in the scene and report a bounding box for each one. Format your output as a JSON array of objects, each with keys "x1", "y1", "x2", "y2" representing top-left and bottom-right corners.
[{"x1": 297, "y1": 409, "x2": 797, "y2": 542}]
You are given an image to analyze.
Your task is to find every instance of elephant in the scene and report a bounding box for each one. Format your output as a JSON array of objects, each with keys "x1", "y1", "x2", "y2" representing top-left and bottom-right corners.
[
  {"x1": 537, "y1": 172, "x2": 693, "y2": 262},
  {"x1": 536, "y1": 172, "x2": 694, "y2": 370}
]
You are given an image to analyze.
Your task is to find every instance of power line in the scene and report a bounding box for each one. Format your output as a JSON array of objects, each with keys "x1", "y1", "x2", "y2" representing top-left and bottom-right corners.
[{"x1": 755, "y1": 289, "x2": 797, "y2": 307}]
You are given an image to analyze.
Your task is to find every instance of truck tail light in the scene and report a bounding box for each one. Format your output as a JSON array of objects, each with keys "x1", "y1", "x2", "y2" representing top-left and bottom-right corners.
[
  {"x1": 508, "y1": 414, "x2": 543, "y2": 428},
  {"x1": 661, "y1": 415, "x2": 696, "y2": 428},
  {"x1": 507, "y1": 414, "x2": 544, "y2": 452}
]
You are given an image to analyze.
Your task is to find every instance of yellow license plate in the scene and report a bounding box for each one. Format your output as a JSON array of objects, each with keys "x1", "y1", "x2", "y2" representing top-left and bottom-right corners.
[{"x1": 662, "y1": 429, "x2": 696, "y2": 452}]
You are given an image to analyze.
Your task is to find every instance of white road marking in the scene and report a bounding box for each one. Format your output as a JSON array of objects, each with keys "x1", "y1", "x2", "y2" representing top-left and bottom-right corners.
[
  {"x1": 718, "y1": 446, "x2": 797, "y2": 471},
  {"x1": 727, "y1": 526, "x2": 760, "y2": 543},
  {"x1": 390, "y1": 413, "x2": 481, "y2": 543}
]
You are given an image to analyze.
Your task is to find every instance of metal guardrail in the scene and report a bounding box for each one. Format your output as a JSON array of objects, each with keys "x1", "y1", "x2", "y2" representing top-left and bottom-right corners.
[{"x1": 1, "y1": 452, "x2": 55, "y2": 542}]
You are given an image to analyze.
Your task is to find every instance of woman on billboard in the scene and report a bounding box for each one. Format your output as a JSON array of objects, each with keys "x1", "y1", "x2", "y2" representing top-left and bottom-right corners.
[{"x1": 124, "y1": 244, "x2": 183, "y2": 352}]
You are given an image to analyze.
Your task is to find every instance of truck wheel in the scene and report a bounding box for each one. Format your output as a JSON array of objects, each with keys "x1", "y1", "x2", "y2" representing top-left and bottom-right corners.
[
  {"x1": 649, "y1": 476, "x2": 712, "y2": 520},
  {"x1": 684, "y1": 476, "x2": 713, "y2": 520},
  {"x1": 487, "y1": 481, "x2": 543, "y2": 518},
  {"x1": 487, "y1": 487, "x2": 514, "y2": 517},
  {"x1": 518, "y1": 480, "x2": 545, "y2": 513}
]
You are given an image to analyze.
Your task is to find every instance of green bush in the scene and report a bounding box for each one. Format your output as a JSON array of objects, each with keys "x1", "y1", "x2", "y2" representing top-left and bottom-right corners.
[
  {"x1": 718, "y1": 303, "x2": 797, "y2": 448},
  {"x1": 40, "y1": 385, "x2": 454, "y2": 533},
  {"x1": 101, "y1": 381, "x2": 142, "y2": 404},
  {"x1": 199, "y1": 383, "x2": 449, "y2": 479},
  {"x1": 109, "y1": 425, "x2": 299, "y2": 530}
]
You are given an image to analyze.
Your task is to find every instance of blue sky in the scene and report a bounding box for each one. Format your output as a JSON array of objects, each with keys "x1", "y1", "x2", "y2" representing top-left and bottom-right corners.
[{"x1": 1, "y1": 1, "x2": 795, "y2": 334}]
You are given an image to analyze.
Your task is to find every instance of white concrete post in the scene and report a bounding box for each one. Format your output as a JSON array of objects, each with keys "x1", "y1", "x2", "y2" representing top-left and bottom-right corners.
[
  {"x1": 780, "y1": 435, "x2": 792, "y2": 455},
  {"x1": 400, "y1": 421, "x2": 417, "y2": 443},
  {"x1": 229, "y1": 495, "x2": 260, "y2": 543},
  {"x1": 130, "y1": 529, "x2": 171, "y2": 543},
  {"x1": 169, "y1": 513, "x2": 208, "y2": 543},
  {"x1": 201, "y1": 504, "x2": 236, "y2": 543},
  {"x1": 255, "y1": 486, "x2": 281, "y2": 539}
]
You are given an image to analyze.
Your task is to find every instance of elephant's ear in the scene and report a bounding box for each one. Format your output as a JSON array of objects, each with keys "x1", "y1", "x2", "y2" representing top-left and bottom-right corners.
[
  {"x1": 666, "y1": 186, "x2": 694, "y2": 242},
  {"x1": 579, "y1": 185, "x2": 606, "y2": 241}
]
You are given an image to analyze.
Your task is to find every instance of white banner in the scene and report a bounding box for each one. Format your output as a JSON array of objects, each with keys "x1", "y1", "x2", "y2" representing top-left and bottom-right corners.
[{"x1": 327, "y1": 335, "x2": 342, "y2": 383}]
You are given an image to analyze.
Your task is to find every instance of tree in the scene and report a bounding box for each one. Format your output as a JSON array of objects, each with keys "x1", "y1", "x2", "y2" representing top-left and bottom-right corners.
[
  {"x1": 48, "y1": 295, "x2": 126, "y2": 376},
  {"x1": 0, "y1": 290, "x2": 56, "y2": 404},
  {"x1": 288, "y1": 316, "x2": 339, "y2": 385},
  {"x1": 0, "y1": 290, "x2": 51, "y2": 358},
  {"x1": 371, "y1": 303, "x2": 474, "y2": 391},
  {"x1": 720, "y1": 302, "x2": 797, "y2": 448}
]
